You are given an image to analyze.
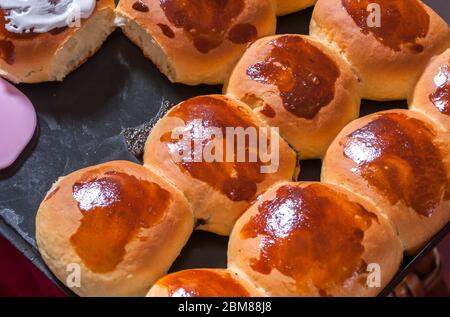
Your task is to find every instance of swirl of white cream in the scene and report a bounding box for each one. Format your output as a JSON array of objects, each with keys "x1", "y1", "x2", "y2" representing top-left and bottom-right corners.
[{"x1": 0, "y1": 0, "x2": 96, "y2": 34}]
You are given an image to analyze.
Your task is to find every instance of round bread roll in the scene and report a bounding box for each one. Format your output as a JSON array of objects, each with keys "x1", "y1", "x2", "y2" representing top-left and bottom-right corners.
[
  {"x1": 36, "y1": 160, "x2": 194, "y2": 297},
  {"x1": 228, "y1": 181, "x2": 403, "y2": 297},
  {"x1": 0, "y1": 0, "x2": 115, "y2": 83},
  {"x1": 147, "y1": 269, "x2": 262, "y2": 297},
  {"x1": 310, "y1": 0, "x2": 450, "y2": 101},
  {"x1": 322, "y1": 110, "x2": 450, "y2": 254},
  {"x1": 225, "y1": 34, "x2": 361, "y2": 160},
  {"x1": 275, "y1": 0, "x2": 317, "y2": 16},
  {"x1": 409, "y1": 48, "x2": 450, "y2": 132},
  {"x1": 115, "y1": 0, "x2": 276, "y2": 85},
  {"x1": 143, "y1": 95, "x2": 298, "y2": 236}
]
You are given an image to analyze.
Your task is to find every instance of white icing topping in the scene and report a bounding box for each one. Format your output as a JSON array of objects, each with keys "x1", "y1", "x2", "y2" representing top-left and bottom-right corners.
[{"x1": 0, "y1": 0, "x2": 96, "y2": 34}]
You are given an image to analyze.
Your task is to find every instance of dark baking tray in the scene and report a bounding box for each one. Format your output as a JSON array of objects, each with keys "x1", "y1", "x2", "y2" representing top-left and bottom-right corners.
[{"x1": 0, "y1": 0, "x2": 448, "y2": 297}]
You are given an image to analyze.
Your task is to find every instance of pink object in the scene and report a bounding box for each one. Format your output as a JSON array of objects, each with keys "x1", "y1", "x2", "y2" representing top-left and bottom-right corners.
[{"x1": 0, "y1": 78, "x2": 37, "y2": 170}]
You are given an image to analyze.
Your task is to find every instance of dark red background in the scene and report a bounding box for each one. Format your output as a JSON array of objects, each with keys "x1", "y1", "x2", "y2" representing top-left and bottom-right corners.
[{"x1": 0, "y1": 235, "x2": 64, "y2": 297}]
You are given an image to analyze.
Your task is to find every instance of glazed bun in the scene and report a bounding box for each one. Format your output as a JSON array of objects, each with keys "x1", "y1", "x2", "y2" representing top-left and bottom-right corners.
[
  {"x1": 409, "y1": 48, "x2": 450, "y2": 132},
  {"x1": 228, "y1": 181, "x2": 403, "y2": 297},
  {"x1": 36, "y1": 161, "x2": 194, "y2": 297},
  {"x1": 143, "y1": 95, "x2": 298, "y2": 236},
  {"x1": 275, "y1": 0, "x2": 317, "y2": 16},
  {"x1": 0, "y1": 0, "x2": 115, "y2": 83},
  {"x1": 115, "y1": 0, "x2": 276, "y2": 85},
  {"x1": 225, "y1": 34, "x2": 361, "y2": 160},
  {"x1": 147, "y1": 269, "x2": 262, "y2": 297},
  {"x1": 322, "y1": 110, "x2": 450, "y2": 253},
  {"x1": 310, "y1": 0, "x2": 450, "y2": 101}
]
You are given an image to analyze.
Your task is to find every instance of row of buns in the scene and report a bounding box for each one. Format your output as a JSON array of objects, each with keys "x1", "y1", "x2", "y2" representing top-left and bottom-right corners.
[
  {"x1": 36, "y1": 98, "x2": 449, "y2": 297},
  {"x1": 35, "y1": 0, "x2": 449, "y2": 296},
  {"x1": 3, "y1": 0, "x2": 448, "y2": 103},
  {"x1": 0, "y1": 0, "x2": 313, "y2": 84}
]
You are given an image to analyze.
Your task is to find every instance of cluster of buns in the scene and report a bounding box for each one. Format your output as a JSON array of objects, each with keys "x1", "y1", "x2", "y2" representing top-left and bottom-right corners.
[
  {"x1": 147, "y1": 113, "x2": 449, "y2": 296},
  {"x1": 1, "y1": 0, "x2": 448, "y2": 89},
  {"x1": 36, "y1": 95, "x2": 299, "y2": 296},
  {"x1": 0, "y1": 1, "x2": 319, "y2": 85},
  {"x1": 35, "y1": 0, "x2": 449, "y2": 297}
]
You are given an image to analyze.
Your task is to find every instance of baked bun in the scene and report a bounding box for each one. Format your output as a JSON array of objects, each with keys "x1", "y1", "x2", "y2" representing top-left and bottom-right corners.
[
  {"x1": 36, "y1": 160, "x2": 194, "y2": 297},
  {"x1": 147, "y1": 269, "x2": 261, "y2": 297},
  {"x1": 225, "y1": 34, "x2": 361, "y2": 160},
  {"x1": 228, "y1": 181, "x2": 402, "y2": 297},
  {"x1": 322, "y1": 110, "x2": 450, "y2": 253},
  {"x1": 409, "y1": 48, "x2": 450, "y2": 132},
  {"x1": 310, "y1": 0, "x2": 450, "y2": 101},
  {"x1": 115, "y1": 0, "x2": 276, "y2": 85},
  {"x1": 0, "y1": 0, "x2": 115, "y2": 84},
  {"x1": 143, "y1": 95, "x2": 298, "y2": 236},
  {"x1": 275, "y1": 0, "x2": 317, "y2": 16}
]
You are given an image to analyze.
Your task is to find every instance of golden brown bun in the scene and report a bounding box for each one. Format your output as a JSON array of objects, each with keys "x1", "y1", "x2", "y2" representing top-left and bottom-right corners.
[
  {"x1": 36, "y1": 160, "x2": 194, "y2": 297},
  {"x1": 228, "y1": 181, "x2": 403, "y2": 297},
  {"x1": 143, "y1": 95, "x2": 298, "y2": 236},
  {"x1": 275, "y1": 0, "x2": 317, "y2": 16},
  {"x1": 310, "y1": 0, "x2": 450, "y2": 101},
  {"x1": 225, "y1": 34, "x2": 361, "y2": 160},
  {"x1": 147, "y1": 269, "x2": 262, "y2": 297},
  {"x1": 409, "y1": 48, "x2": 450, "y2": 132},
  {"x1": 322, "y1": 110, "x2": 450, "y2": 254},
  {"x1": 0, "y1": 0, "x2": 115, "y2": 83},
  {"x1": 115, "y1": 0, "x2": 276, "y2": 85}
]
